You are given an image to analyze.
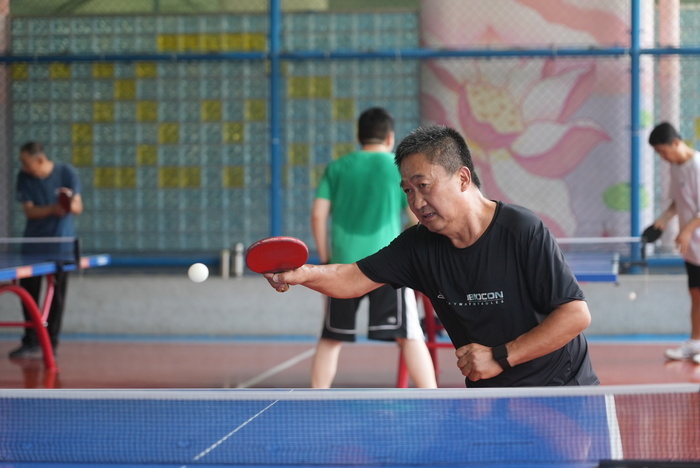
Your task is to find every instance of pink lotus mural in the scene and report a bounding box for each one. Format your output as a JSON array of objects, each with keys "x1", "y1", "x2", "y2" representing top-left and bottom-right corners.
[
  {"x1": 422, "y1": 59, "x2": 610, "y2": 236},
  {"x1": 420, "y1": 0, "x2": 653, "y2": 238}
]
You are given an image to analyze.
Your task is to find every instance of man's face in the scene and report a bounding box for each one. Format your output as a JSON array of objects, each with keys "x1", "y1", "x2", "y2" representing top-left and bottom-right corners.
[
  {"x1": 19, "y1": 151, "x2": 44, "y2": 177},
  {"x1": 652, "y1": 141, "x2": 683, "y2": 164},
  {"x1": 399, "y1": 153, "x2": 464, "y2": 234}
]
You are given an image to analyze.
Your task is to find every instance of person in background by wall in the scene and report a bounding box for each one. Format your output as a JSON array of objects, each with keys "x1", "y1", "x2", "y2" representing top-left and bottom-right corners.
[
  {"x1": 310, "y1": 107, "x2": 437, "y2": 388},
  {"x1": 648, "y1": 122, "x2": 700, "y2": 364},
  {"x1": 9, "y1": 141, "x2": 83, "y2": 360}
]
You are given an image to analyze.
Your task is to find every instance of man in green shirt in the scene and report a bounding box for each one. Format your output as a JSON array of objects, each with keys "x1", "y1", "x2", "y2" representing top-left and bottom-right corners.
[{"x1": 311, "y1": 107, "x2": 437, "y2": 388}]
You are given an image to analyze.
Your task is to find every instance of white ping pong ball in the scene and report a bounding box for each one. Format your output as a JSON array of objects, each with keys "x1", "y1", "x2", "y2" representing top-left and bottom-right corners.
[
  {"x1": 188, "y1": 263, "x2": 209, "y2": 283},
  {"x1": 628, "y1": 291, "x2": 637, "y2": 301}
]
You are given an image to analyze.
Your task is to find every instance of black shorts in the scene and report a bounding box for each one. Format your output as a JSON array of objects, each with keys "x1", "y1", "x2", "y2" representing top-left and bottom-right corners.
[
  {"x1": 685, "y1": 261, "x2": 700, "y2": 288},
  {"x1": 320, "y1": 285, "x2": 424, "y2": 342}
]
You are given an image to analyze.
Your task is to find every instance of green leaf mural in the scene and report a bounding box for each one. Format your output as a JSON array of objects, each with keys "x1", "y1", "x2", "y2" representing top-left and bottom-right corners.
[{"x1": 603, "y1": 183, "x2": 650, "y2": 211}]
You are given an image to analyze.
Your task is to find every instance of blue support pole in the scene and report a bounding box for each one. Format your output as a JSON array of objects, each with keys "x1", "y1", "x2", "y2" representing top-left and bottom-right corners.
[
  {"x1": 630, "y1": 0, "x2": 642, "y2": 254},
  {"x1": 269, "y1": 0, "x2": 282, "y2": 236}
]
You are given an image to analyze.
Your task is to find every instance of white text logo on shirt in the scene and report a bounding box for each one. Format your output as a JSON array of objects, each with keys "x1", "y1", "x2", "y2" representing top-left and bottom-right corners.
[{"x1": 445, "y1": 290, "x2": 504, "y2": 307}]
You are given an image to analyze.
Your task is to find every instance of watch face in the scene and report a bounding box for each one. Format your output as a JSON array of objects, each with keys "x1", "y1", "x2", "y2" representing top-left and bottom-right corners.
[
  {"x1": 493, "y1": 345, "x2": 510, "y2": 369},
  {"x1": 493, "y1": 344, "x2": 507, "y2": 360}
]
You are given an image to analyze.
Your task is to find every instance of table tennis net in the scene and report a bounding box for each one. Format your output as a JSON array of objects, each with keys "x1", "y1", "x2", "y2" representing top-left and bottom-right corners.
[
  {"x1": 0, "y1": 384, "x2": 698, "y2": 467},
  {"x1": 0, "y1": 237, "x2": 79, "y2": 260},
  {"x1": 556, "y1": 237, "x2": 642, "y2": 256}
]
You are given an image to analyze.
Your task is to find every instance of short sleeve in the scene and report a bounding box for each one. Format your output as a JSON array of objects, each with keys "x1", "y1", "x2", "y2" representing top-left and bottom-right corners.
[
  {"x1": 315, "y1": 167, "x2": 331, "y2": 200},
  {"x1": 356, "y1": 228, "x2": 419, "y2": 290},
  {"x1": 524, "y1": 227, "x2": 585, "y2": 313},
  {"x1": 66, "y1": 165, "x2": 82, "y2": 195}
]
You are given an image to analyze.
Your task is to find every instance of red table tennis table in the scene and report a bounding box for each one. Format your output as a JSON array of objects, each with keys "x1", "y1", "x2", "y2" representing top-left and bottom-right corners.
[{"x1": 0, "y1": 246, "x2": 110, "y2": 371}]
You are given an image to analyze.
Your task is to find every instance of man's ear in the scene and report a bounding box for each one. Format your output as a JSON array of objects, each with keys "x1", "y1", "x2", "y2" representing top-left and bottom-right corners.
[
  {"x1": 459, "y1": 166, "x2": 472, "y2": 191},
  {"x1": 385, "y1": 131, "x2": 395, "y2": 149}
]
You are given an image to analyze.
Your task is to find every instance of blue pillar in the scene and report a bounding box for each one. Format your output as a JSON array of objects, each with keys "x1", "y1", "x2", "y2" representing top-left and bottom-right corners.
[
  {"x1": 630, "y1": 0, "x2": 642, "y2": 242},
  {"x1": 269, "y1": 0, "x2": 282, "y2": 236}
]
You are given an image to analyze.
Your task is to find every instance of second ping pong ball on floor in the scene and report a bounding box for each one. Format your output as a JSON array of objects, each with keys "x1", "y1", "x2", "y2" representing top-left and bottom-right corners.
[{"x1": 188, "y1": 263, "x2": 209, "y2": 283}]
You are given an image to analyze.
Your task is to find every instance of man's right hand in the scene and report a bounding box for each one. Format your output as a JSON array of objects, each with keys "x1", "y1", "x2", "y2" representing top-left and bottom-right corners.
[{"x1": 264, "y1": 267, "x2": 306, "y2": 293}]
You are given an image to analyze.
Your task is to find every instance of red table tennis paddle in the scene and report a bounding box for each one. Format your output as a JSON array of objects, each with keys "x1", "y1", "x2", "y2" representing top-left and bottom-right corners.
[
  {"x1": 57, "y1": 188, "x2": 73, "y2": 213},
  {"x1": 245, "y1": 236, "x2": 309, "y2": 274}
]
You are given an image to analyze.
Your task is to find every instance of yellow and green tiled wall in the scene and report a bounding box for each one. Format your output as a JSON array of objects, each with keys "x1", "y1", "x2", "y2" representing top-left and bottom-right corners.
[{"x1": 9, "y1": 12, "x2": 420, "y2": 252}]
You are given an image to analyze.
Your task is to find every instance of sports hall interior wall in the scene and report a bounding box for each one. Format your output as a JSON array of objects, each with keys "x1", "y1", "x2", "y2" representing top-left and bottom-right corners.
[{"x1": 0, "y1": 2, "x2": 698, "y2": 339}]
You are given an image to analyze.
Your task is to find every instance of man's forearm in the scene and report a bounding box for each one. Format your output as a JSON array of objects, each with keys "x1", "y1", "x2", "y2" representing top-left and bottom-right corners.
[
  {"x1": 501, "y1": 300, "x2": 591, "y2": 367},
  {"x1": 24, "y1": 204, "x2": 56, "y2": 220}
]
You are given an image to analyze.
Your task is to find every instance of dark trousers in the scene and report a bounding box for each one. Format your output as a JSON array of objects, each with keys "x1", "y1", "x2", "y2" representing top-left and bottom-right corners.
[{"x1": 19, "y1": 271, "x2": 69, "y2": 349}]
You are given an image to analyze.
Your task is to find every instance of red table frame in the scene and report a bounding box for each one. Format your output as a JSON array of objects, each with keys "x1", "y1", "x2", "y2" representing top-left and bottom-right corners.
[
  {"x1": 0, "y1": 275, "x2": 58, "y2": 371},
  {"x1": 397, "y1": 292, "x2": 451, "y2": 387}
]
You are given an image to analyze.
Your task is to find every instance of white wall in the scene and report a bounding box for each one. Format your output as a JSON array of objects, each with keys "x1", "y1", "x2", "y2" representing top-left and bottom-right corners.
[{"x1": 0, "y1": 273, "x2": 688, "y2": 338}]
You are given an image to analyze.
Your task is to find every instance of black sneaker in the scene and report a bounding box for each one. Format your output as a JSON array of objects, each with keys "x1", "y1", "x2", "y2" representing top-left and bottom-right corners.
[{"x1": 8, "y1": 344, "x2": 43, "y2": 360}]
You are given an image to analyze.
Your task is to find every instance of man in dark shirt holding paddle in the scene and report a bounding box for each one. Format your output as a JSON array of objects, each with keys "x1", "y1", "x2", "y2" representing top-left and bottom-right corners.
[{"x1": 263, "y1": 125, "x2": 598, "y2": 388}]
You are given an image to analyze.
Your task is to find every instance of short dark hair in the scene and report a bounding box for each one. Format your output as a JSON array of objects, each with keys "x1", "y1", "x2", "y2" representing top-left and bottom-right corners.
[
  {"x1": 20, "y1": 141, "x2": 45, "y2": 156},
  {"x1": 394, "y1": 125, "x2": 481, "y2": 189},
  {"x1": 648, "y1": 122, "x2": 681, "y2": 146},
  {"x1": 357, "y1": 107, "x2": 394, "y2": 145}
]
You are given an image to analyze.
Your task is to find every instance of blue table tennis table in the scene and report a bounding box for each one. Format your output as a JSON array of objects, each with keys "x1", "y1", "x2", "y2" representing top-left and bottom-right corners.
[
  {"x1": 565, "y1": 251, "x2": 620, "y2": 283},
  {"x1": 0, "y1": 385, "x2": 697, "y2": 467},
  {"x1": 558, "y1": 236, "x2": 650, "y2": 283},
  {"x1": 0, "y1": 248, "x2": 110, "y2": 371}
]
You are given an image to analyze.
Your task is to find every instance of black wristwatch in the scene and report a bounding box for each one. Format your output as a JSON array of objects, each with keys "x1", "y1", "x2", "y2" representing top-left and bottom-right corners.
[{"x1": 492, "y1": 344, "x2": 511, "y2": 370}]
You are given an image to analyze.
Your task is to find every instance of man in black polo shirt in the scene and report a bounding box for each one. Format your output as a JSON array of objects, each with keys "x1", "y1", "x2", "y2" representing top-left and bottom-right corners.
[{"x1": 265, "y1": 125, "x2": 598, "y2": 387}]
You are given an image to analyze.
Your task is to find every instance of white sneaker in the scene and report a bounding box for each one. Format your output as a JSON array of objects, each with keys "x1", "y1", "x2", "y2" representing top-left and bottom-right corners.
[{"x1": 664, "y1": 340, "x2": 700, "y2": 360}]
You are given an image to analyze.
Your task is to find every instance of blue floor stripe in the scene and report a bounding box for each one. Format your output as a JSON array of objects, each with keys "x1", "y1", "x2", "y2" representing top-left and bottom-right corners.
[{"x1": 0, "y1": 333, "x2": 689, "y2": 344}]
